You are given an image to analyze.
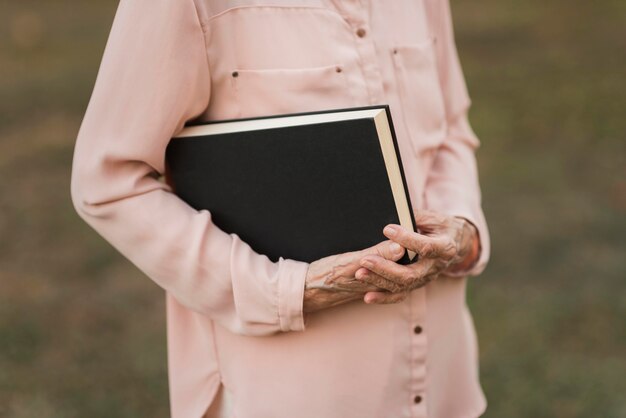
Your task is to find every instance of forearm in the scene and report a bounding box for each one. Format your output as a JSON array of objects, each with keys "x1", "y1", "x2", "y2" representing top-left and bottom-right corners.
[
  {"x1": 422, "y1": 117, "x2": 490, "y2": 277},
  {"x1": 71, "y1": 0, "x2": 309, "y2": 337},
  {"x1": 421, "y1": 0, "x2": 490, "y2": 276}
]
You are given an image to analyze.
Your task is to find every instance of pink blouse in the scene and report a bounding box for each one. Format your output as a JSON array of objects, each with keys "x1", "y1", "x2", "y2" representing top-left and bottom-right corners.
[{"x1": 70, "y1": 0, "x2": 491, "y2": 417}]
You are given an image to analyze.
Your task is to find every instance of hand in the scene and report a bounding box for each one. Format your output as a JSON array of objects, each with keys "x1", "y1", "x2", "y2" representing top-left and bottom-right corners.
[
  {"x1": 355, "y1": 210, "x2": 480, "y2": 304},
  {"x1": 303, "y1": 239, "x2": 407, "y2": 313}
]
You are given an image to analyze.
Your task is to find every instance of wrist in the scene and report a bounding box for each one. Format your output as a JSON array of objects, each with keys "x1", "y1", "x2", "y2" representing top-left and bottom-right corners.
[{"x1": 449, "y1": 217, "x2": 480, "y2": 273}]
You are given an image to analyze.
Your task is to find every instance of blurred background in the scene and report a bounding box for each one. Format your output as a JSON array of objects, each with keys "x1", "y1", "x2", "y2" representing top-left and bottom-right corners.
[{"x1": 1, "y1": 0, "x2": 624, "y2": 417}]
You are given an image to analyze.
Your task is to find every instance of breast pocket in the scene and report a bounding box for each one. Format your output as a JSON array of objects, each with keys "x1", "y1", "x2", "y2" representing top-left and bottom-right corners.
[
  {"x1": 391, "y1": 36, "x2": 447, "y2": 155},
  {"x1": 230, "y1": 63, "x2": 358, "y2": 118}
]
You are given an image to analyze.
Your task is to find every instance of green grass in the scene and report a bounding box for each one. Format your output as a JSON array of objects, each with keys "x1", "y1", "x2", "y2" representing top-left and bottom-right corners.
[{"x1": 1, "y1": 0, "x2": 624, "y2": 416}]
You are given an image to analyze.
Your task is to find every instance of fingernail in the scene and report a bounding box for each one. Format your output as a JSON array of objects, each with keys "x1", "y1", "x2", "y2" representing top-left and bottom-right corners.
[
  {"x1": 384, "y1": 225, "x2": 397, "y2": 237},
  {"x1": 390, "y1": 242, "x2": 403, "y2": 254},
  {"x1": 365, "y1": 295, "x2": 376, "y2": 303}
]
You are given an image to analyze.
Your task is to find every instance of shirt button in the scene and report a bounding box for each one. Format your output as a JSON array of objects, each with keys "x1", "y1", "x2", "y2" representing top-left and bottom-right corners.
[
  {"x1": 413, "y1": 325, "x2": 423, "y2": 334},
  {"x1": 414, "y1": 395, "x2": 423, "y2": 404},
  {"x1": 356, "y1": 27, "x2": 367, "y2": 38}
]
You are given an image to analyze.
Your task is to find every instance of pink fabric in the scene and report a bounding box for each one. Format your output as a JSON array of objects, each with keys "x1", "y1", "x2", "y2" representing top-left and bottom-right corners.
[{"x1": 70, "y1": 1, "x2": 491, "y2": 417}]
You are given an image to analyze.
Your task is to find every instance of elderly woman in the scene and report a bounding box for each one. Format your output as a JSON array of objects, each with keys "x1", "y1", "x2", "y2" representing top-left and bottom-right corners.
[{"x1": 71, "y1": 0, "x2": 490, "y2": 417}]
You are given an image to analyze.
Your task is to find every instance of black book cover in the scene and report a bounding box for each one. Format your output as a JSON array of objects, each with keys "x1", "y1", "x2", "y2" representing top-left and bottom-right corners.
[{"x1": 165, "y1": 104, "x2": 417, "y2": 264}]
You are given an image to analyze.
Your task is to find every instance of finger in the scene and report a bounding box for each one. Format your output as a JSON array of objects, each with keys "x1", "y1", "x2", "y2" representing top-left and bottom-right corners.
[
  {"x1": 383, "y1": 225, "x2": 454, "y2": 259},
  {"x1": 359, "y1": 239, "x2": 406, "y2": 261},
  {"x1": 330, "y1": 240, "x2": 400, "y2": 280},
  {"x1": 363, "y1": 291, "x2": 409, "y2": 304},
  {"x1": 361, "y1": 254, "x2": 435, "y2": 290},
  {"x1": 359, "y1": 254, "x2": 424, "y2": 287},
  {"x1": 356, "y1": 266, "x2": 405, "y2": 293},
  {"x1": 331, "y1": 279, "x2": 387, "y2": 293}
]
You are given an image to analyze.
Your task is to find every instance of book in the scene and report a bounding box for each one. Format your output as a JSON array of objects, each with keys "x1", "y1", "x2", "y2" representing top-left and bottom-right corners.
[{"x1": 164, "y1": 104, "x2": 418, "y2": 265}]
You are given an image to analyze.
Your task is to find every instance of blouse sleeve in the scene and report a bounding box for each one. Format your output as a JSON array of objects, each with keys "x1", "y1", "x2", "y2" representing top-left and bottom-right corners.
[
  {"x1": 421, "y1": 0, "x2": 491, "y2": 277},
  {"x1": 70, "y1": 0, "x2": 309, "y2": 336}
]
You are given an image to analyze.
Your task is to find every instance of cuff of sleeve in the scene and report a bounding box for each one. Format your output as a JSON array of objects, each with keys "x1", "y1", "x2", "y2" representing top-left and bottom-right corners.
[{"x1": 277, "y1": 257, "x2": 309, "y2": 332}]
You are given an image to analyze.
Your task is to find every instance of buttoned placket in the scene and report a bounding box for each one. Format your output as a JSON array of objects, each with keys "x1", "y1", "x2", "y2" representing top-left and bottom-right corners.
[
  {"x1": 328, "y1": 1, "x2": 430, "y2": 417},
  {"x1": 328, "y1": 0, "x2": 386, "y2": 105},
  {"x1": 409, "y1": 288, "x2": 428, "y2": 417}
]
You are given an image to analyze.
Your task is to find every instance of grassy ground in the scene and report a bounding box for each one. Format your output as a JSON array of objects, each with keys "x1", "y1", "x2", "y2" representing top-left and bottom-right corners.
[{"x1": 1, "y1": 0, "x2": 624, "y2": 417}]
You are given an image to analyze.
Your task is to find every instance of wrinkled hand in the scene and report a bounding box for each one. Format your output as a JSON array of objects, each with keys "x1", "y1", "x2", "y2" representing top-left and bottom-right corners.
[
  {"x1": 303, "y1": 239, "x2": 407, "y2": 313},
  {"x1": 355, "y1": 210, "x2": 479, "y2": 304}
]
